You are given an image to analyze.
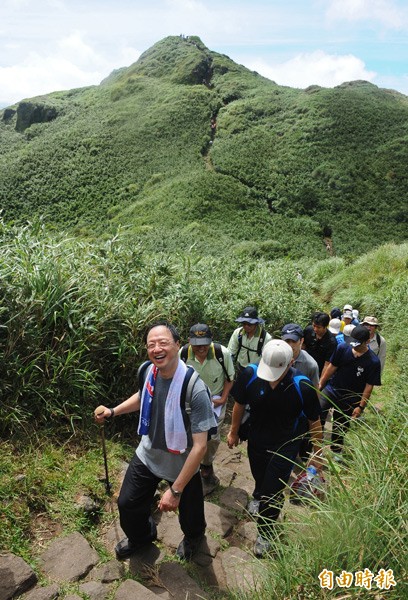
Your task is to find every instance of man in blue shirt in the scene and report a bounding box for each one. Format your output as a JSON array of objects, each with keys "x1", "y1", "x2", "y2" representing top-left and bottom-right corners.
[{"x1": 318, "y1": 325, "x2": 381, "y2": 455}]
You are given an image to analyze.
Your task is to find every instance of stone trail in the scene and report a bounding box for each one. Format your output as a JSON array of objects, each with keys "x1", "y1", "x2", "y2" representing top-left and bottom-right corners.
[{"x1": 1, "y1": 443, "x2": 300, "y2": 600}]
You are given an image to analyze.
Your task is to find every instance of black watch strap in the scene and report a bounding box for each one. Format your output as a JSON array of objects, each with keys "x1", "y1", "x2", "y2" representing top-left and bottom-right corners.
[{"x1": 170, "y1": 485, "x2": 182, "y2": 498}]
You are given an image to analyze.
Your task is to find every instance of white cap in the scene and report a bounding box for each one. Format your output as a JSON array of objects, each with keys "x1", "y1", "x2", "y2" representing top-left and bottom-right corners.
[
  {"x1": 343, "y1": 304, "x2": 353, "y2": 312},
  {"x1": 257, "y1": 340, "x2": 293, "y2": 382},
  {"x1": 328, "y1": 318, "x2": 341, "y2": 334},
  {"x1": 343, "y1": 324, "x2": 356, "y2": 337}
]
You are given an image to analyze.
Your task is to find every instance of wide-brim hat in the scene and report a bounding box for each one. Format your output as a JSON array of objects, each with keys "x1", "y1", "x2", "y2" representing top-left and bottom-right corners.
[
  {"x1": 257, "y1": 340, "x2": 293, "y2": 382},
  {"x1": 235, "y1": 306, "x2": 263, "y2": 324},
  {"x1": 362, "y1": 316, "x2": 380, "y2": 326}
]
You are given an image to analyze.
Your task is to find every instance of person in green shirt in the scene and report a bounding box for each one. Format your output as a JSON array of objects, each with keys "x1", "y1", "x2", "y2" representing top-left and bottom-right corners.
[
  {"x1": 181, "y1": 323, "x2": 234, "y2": 488},
  {"x1": 227, "y1": 306, "x2": 272, "y2": 373}
]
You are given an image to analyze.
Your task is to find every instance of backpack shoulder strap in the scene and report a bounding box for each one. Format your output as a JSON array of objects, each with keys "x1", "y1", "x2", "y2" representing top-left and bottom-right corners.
[
  {"x1": 292, "y1": 373, "x2": 310, "y2": 407},
  {"x1": 137, "y1": 360, "x2": 152, "y2": 391},
  {"x1": 237, "y1": 327, "x2": 244, "y2": 355},
  {"x1": 292, "y1": 373, "x2": 310, "y2": 432},
  {"x1": 246, "y1": 363, "x2": 258, "y2": 388},
  {"x1": 213, "y1": 342, "x2": 231, "y2": 381},
  {"x1": 180, "y1": 344, "x2": 189, "y2": 363},
  {"x1": 376, "y1": 332, "x2": 381, "y2": 348},
  {"x1": 181, "y1": 366, "x2": 199, "y2": 417},
  {"x1": 256, "y1": 327, "x2": 266, "y2": 356}
]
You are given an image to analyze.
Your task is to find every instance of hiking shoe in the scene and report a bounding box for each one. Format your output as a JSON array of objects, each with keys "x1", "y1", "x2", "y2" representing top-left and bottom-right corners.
[
  {"x1": 176, "y1": 534, "x2": 204, "y2": 561},
  {"x1": 200, "y1": 464, "x2": 214, "y2": 478},
  {"x1": 253, "y1": 535, "x2": 271, "y2": 558},
  {"x1": 115, "y1": 520, "x2": 157, "y2": 559},
  {"x1": 247, "y1": 498, "x2": 260, "y2": 515}
]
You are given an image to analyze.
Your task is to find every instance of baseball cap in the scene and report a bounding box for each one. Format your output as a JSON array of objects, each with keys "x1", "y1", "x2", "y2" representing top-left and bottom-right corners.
[
  {"x1": 235, "y1": 306, "x2": 263, "y2": 324},
  {"x1": 330, "y1": 307, "x2": 342, "y2": 319},
  {"x1": 328, "y1": 318, "x2": 341, "y2": 334},
  {"x1": 348, "y1": 324, "x2": 370, "y2": 347},
  {"x1": 343, "y1": 304, "x2": 353, "y2": 312},
  {"x1": 281, "y1": 323, "x2": 303, "y2": 341},
  {"x1": 342, "y1": 310, "x2": 353, "y2": 321},
  {"x1": 257, "y1": 340, "x2": 293, "y2": 382},
  {"x1": 188, "y1": 323, "x2": 213, "y2": 345},
  {"x1": 362, "y1": 316, "x2": 380, "y2": 326},
  {"x1": 343, "y1": 324, "x2": 356, "y2": 337}
]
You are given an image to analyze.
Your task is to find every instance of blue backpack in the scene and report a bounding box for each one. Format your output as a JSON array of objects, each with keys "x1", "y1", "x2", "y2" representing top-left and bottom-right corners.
[{"x1": 238, "y1": 364, "x2": 308, "y2": 441}]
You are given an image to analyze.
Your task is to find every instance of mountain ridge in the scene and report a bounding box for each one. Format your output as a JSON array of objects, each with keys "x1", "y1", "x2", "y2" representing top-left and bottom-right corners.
[{"x1": 1, "y1": 35, "x2": 407, "y2": 258}]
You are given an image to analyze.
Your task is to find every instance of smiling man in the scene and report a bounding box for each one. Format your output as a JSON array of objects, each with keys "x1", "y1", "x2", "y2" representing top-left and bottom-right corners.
[{"x1": 94, "y1": 321, "x2": 216, "y2": 561}]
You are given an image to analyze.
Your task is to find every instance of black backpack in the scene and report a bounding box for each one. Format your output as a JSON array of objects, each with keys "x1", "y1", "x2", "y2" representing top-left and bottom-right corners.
[
  {"x1": 180, "y1": 342, "x2": 231, "y2": 382},
  {"x1": 237, "y1": 326, "x2": 266, "y2": 358},
  {"x1": 137, "y1": 360, "x2": 217, "y2": 438}
]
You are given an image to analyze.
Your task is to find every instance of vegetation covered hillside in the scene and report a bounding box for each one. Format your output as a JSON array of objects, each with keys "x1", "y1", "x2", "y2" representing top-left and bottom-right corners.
[{"x1": 1, "y1": 35, "x2": 407, "y2": 258}]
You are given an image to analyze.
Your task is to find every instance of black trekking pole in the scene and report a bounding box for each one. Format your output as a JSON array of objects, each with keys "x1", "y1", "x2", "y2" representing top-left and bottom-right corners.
[{"x1": 95, "y1": 406, "x2": 112, "y2": 495}]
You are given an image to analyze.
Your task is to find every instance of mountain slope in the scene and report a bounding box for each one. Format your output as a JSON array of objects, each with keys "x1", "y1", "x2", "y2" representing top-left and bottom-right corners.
[{"x1": 0, "y1": 35, "x2": 407, "y2": 257}]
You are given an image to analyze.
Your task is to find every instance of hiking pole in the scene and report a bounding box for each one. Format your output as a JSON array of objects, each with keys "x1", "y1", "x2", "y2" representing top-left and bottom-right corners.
[{"x1": 95, "y1": 407, "x2": 112, "y2": 496}]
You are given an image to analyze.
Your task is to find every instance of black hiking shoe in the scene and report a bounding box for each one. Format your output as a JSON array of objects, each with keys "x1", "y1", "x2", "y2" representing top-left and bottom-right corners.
[
  {"x1": 115, "y1": 520, "x2": 157, "y2": 559},
  {"x1": 175, "y1": 534, "x2": 205, "y2": 561}
]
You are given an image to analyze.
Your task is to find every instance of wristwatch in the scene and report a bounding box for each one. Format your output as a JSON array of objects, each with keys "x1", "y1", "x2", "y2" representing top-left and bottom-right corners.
[{"x1": 170, "y1": 485, "x2": 182, "y2": 498}]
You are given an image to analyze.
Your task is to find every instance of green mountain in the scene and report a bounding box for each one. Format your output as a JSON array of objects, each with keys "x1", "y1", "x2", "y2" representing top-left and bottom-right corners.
[{"x1": 1, "y1": 35, "x2": 407, "y2": 258}]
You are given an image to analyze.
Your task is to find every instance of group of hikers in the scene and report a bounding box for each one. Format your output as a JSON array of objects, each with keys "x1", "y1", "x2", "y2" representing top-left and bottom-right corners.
[{"x1": 94, "y1": 304, "x2": 385, "y2": 559}]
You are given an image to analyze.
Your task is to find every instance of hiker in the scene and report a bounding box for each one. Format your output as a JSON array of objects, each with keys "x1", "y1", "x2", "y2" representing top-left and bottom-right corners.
[
  {"x1": 342, "y1": 323, "x2": 355, "y2": 343},
  {"x1": 227, "y1": 340, "x2": 323, "y2": 557},
  {"x1": 330, "y1": 307, "x2": 342, "y2": 320},
  {"x1": 318, "y1": 325, "x2": 381, "y2": 457},
  {"x1": 94, "y1": 321, "x2": 216, "y2": 561},
  {"x1": 340, "y1": 310, "x2": 354, "y2": 332},
  {"x1": 361, "y1": 316, "x2": 387, "y2": 373},
  {"x1": 281, "y1": 323, "x2": 319, "y2": 463},
  {"x1": 281, "y1": 323, "x2": 319, "y2": 386},
  {"x1": 303, "y1": 311, "x2": 337, "y2": 375},
  {"x1": 328, "y1": 318, "x2": 345, "y2": 345},
  {"x1": 227, "y1": 306, "x2": 271, "y2": 374},
  {"x1": 180, "y1": 323, "x2": 234, "y2": 489}
]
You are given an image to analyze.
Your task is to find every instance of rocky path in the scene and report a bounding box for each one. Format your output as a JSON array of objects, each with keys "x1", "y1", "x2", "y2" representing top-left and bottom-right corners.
[{"x1": 1, "y1": 434, "x2": 306, "y2": 600}]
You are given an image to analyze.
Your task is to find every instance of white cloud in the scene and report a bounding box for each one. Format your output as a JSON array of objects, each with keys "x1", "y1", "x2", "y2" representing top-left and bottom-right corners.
[
  {"x1": 325, "y1": 0, "x2": 406, "y2": 29},
  {"x1": 247, "y1": 50, "x2": 376, "y2": 89},
  {"x1": 0, "y1": 32, "x2": 140, "y2": 105}
]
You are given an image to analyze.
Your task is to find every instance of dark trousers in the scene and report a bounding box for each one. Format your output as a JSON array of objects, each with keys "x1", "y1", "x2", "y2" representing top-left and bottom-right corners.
[
  {"x1": 320, "y1": 388, "x2": 356, "y2": 453},
  {"x1": 248, "y1": 439, "x2": 299, "y2": 536},
  {"x1": 117, "y1": 453, "x2": 206, "y2": 543}
]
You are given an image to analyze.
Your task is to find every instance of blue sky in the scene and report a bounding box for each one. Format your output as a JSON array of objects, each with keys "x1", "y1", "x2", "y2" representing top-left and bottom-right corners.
[{"x1": 1, "y1": 0, "x2": 408, "y2": 107}]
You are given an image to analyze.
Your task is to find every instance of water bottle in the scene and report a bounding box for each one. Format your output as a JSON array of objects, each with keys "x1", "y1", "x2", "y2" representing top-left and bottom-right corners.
[{"x1": 306, "y1": 465, "x2": 317, "y2": 481}]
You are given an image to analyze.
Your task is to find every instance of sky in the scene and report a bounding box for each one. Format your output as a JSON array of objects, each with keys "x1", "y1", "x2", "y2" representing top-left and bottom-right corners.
[{"x1": 1, "y1": 0, "x2": 408, "y2": 107}]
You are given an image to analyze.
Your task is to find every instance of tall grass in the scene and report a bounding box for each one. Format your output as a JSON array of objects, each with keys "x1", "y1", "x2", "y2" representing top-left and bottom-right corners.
[
  {"x1": 238, "y1": 394, "x2": 407, "y2": 599},
  {"x1": 0, "y1": 219, "x2": 316, "y2": 435}
]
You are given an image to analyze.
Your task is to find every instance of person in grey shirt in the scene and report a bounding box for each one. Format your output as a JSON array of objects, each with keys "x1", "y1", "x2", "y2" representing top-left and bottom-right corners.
[
  {"x1": 281, "y1": 323, "x2": 319, "y2": 462},
  {"x1": 281, "y1": 323, "x2": 319, "y2": 387},
  {"x1": 94, "y1": 321, "x2": 216, "y2": 562}
]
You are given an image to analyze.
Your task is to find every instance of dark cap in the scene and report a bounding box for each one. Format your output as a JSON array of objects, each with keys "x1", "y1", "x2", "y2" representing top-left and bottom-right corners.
[
  {"x1": 281, "y1": 323, "x2": 303, "y2": 341},
  {"x1": 235, "y1": 306, "x2": 263, "y2": 324},
  {"x1": 330, "y1": 307, "x2": 342, "y2": 320},
  {"x1": 348, "y1": 324, "x2": 370, "y2": 347},
  {"x1": 189, "y1": 323, "x2": 213, "y2": 345}
]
